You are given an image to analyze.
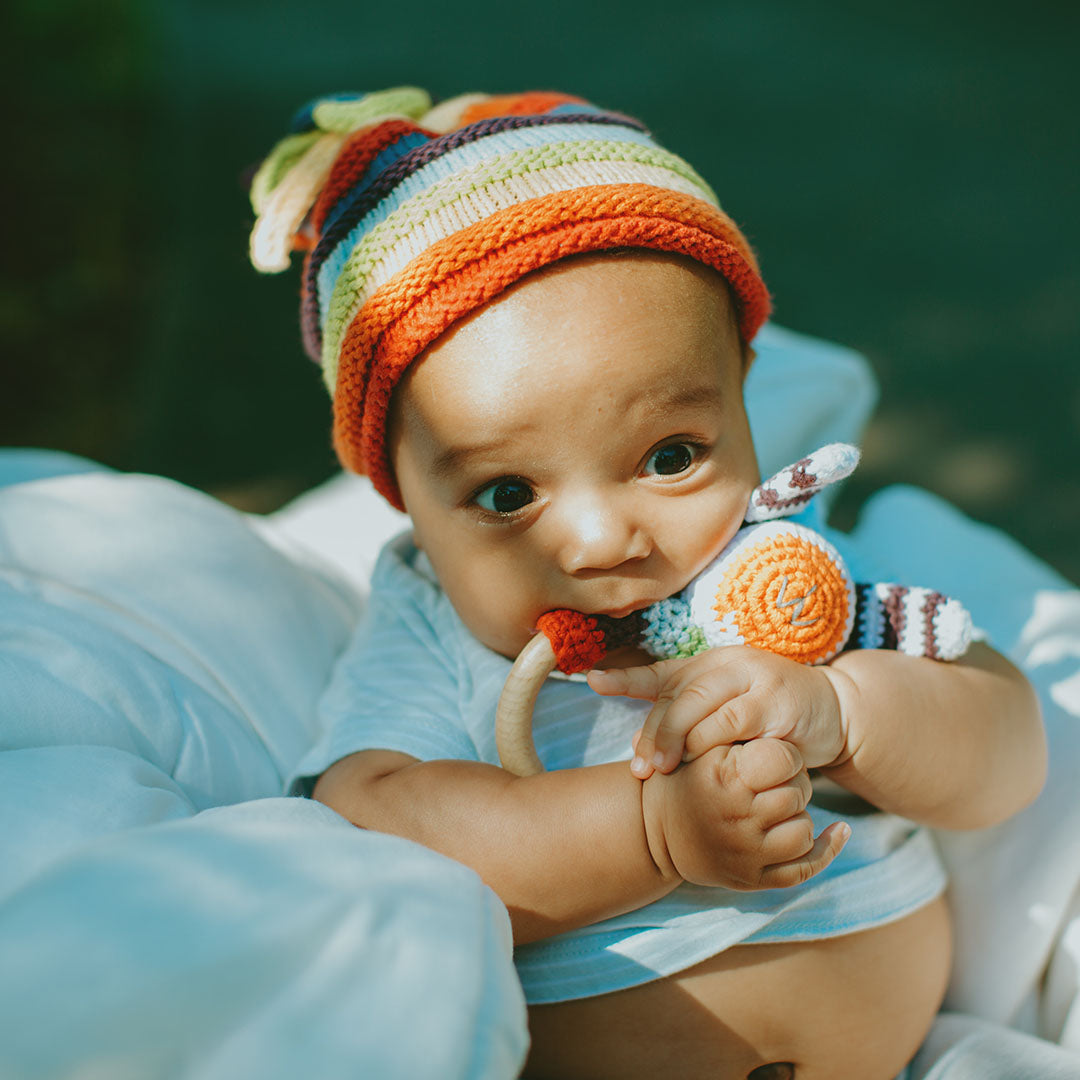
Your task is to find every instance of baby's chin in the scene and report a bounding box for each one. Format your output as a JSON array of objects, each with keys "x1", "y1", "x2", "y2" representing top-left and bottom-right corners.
[{"x1": 473, "y1": 624, "x2": 544, "y2": 662}]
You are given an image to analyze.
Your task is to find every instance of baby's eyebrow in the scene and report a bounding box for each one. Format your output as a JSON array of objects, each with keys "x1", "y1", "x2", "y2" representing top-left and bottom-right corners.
[
  {"x1": 637, "y1": 383, "x2": 724, "y2": 417},
  {"x1": 429, "y1": 440, "x2": 505, "y2": 480}
]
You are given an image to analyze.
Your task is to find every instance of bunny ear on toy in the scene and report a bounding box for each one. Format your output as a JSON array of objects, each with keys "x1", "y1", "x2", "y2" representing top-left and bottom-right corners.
[{"x1": 745, "y1": 443, "x2": 861, "y2": 523}]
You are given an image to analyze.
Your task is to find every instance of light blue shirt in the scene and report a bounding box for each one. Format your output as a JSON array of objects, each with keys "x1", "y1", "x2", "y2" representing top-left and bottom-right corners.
[{"x1": 291, "y1": 530, "x2": 946, "y2": 1004}]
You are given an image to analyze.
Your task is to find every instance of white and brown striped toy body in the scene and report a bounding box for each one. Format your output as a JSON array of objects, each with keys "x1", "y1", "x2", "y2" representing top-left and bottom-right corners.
[{"x1": 853, "y1": 584, "x2": 973, "y2": 660}]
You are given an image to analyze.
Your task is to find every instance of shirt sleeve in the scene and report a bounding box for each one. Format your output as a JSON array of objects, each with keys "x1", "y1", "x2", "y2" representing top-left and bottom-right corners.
[{"x1": 287, "y1": 539, "x2": 479, "y2": 795}]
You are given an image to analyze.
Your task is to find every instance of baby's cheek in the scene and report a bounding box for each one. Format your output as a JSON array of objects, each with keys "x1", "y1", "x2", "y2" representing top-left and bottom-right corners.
[
  {"x1": 464, "y1": 593, "x2": 546, "y2": 660},
  {"x1": 689, "y1": 502, "x2": 750, "y2": 575}
]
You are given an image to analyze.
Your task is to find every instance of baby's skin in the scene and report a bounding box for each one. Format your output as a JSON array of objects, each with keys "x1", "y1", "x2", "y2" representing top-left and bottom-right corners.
[{"x1": 314, "y1": 252, "x2": 1045, "y2": 1078}]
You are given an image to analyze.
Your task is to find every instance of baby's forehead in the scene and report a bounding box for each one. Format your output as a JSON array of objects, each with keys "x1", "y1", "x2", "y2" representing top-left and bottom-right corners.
[{"x1": 426, "y1": 251, "x2": 742, "y2": 367}]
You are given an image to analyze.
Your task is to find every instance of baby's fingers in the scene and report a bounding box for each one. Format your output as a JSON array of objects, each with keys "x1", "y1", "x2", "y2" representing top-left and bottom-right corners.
[
  {"x1": 731, "y1": 737, "x2": 806, "y2": 792},
  {"x1": 587, "y1": 659, "x2": 688, "y2": 702},
  {"x1": 643, "y1": 673, "x2": 765, "y2": 775},
  {"x1": 635, "y1": 675, "x2": 754, "y2": 777},
  {"x1": 750, "y1": 769, "x2": 814, "y2": 825},
  {"x1": 590, "y1": 660, "x2": 700, "y2": 778},
  {"x1": 757, "y1": 821, "x2": 851, "y2": 891}
]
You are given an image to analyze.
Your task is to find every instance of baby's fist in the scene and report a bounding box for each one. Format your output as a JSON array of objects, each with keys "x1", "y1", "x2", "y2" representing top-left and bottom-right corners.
[{"x1": 643, "y1": 738, "x2": 850, "y2": 891}]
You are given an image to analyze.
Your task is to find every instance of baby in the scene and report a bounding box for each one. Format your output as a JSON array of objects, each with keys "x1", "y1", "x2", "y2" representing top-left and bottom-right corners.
[{"x1": 252, "y1": 88, "x2": 1046, "y2": 1079}]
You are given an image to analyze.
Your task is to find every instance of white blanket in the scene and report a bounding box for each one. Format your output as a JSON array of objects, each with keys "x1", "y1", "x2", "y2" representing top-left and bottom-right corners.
[
  {"x1": 0, "y1": 469, "x2": 525, "y2": 1079},
  {"x1": 2, "y1": 324, "x2": 1078, "y2": 1077}
]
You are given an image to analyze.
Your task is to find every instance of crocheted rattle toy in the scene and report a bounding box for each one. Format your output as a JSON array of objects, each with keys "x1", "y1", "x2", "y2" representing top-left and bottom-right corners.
[{"x1": 496, "y1": 443, "x2": 974, "y2": 776}]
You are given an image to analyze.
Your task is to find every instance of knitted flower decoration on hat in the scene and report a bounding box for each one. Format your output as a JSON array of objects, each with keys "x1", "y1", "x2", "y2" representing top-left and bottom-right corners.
[{"x1": 248, "y1": 87, "x2": 772, "y2": 508}]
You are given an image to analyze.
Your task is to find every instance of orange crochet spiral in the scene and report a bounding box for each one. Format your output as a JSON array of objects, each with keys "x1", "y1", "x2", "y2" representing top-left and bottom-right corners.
[{"x1": 709, "y1": 533, "x2": 851, "y2": 664}]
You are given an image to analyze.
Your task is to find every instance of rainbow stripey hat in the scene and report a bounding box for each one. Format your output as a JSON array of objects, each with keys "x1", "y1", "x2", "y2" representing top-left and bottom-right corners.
[{"x1": 249, "y1": 87, "x2": 772, "y2": 508}]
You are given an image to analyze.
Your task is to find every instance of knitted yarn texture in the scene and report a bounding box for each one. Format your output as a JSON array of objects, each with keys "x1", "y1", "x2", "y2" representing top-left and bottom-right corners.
[{"x1": 249, "y1": 87, "x2": 771, "y2": 508}]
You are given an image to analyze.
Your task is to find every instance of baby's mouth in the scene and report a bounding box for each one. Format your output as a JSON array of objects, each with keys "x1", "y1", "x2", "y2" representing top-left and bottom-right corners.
[
  {"x1": 589, "y1": 579, "x2": 693, "y2": 621},
  {"x1": 591, "y1": 600, "x2": 653, "y2": 620}
]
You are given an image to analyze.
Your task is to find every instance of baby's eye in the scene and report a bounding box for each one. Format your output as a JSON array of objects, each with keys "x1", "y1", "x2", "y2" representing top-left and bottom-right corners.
[
  {"x1": 644, "y1": 443, "x2": 697, "y2": 476},
  {"x1": 474, "y1": 478, "x2": 535, "y2": 515}
]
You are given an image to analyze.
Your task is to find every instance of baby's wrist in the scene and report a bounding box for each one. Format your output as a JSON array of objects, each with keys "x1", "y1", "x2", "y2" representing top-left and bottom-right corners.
[
  {"x1": 817, "y1": 664, "x2": 854, "y2": 769},
  {"x1": 639, "y1": 771, "x2": 682, "y2": 885}
]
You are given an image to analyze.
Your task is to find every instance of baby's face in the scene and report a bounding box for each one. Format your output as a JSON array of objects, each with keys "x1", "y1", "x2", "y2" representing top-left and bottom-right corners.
[{"x1": 389, "y1": 252, "x2": 759, "y2": 660}]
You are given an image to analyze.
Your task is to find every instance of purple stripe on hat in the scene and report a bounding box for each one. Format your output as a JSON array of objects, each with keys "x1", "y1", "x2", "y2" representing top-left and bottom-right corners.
[{"x1": 301, "y1": 109, "x2": 648, "y2": 361}]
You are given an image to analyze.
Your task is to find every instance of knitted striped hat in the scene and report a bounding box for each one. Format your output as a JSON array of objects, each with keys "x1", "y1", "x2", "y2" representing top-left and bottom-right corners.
[{"x1": 249, "y1": 87, "x2": 772, "y2": 509}]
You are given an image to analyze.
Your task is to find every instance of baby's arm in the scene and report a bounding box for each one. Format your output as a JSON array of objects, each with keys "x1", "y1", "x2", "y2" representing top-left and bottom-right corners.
[
  {"x1": 819, "y1": 643, "x2": 1045, "y2": 828},
  {"x1": 313, "y1": 746, "x2": 848, "y2": 944},
  {"x1": 591, "y1": 642, "x2": 1045, "y2": 830}
]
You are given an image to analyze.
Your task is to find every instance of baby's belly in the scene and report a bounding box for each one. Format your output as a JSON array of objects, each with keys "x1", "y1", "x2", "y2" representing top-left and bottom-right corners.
[{"x1": 525, "y1": 895, "x2": 951, "y2": 1080}]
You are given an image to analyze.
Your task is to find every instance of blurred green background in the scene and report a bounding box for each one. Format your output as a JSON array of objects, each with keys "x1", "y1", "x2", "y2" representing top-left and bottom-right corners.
[{"x1": 5, "y1": 0, "x2": 1078, "y2": 582}]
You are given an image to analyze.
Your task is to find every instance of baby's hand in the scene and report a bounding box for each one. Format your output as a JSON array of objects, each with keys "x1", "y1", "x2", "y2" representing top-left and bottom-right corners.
[
  {"x1": 642, "y1": 738, "x2": 850, "y2": 890},
  {"x1": 588, "y1": 646, "x2": 847, "y2": 778}
]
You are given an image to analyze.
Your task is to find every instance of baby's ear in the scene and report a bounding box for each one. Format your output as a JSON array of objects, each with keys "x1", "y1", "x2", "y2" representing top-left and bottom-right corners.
[{"x1": 745, "y1": 443, "x2": 860, "y2": 523}]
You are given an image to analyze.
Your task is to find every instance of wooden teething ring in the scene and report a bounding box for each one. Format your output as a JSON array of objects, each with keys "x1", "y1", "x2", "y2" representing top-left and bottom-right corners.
[{"x1": 495, "y1": 631, "x2": 557, "y2": 776}]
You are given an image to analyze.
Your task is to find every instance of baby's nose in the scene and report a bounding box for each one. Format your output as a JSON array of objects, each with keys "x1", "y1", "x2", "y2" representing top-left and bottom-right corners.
[{"x1": 556, "y1": 494, "x2": 651, "y2": 574}]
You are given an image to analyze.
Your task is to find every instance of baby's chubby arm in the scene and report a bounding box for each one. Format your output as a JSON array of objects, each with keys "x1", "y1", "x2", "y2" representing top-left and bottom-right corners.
[
  {"x1": 312, "y1": 745, "x2": 849, "y2": 944},
  {"x1": 819, "y1": 643, "x2": 1045, "y2": 828},
  {"x1": 591, "y1": 642, "x2": 1046, "y2": 830}
]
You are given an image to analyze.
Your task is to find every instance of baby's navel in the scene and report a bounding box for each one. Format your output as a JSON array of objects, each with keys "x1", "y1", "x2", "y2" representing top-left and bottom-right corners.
[{"x1": 747, "y1": 1065, "x2": 794, "y2": 1080}]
